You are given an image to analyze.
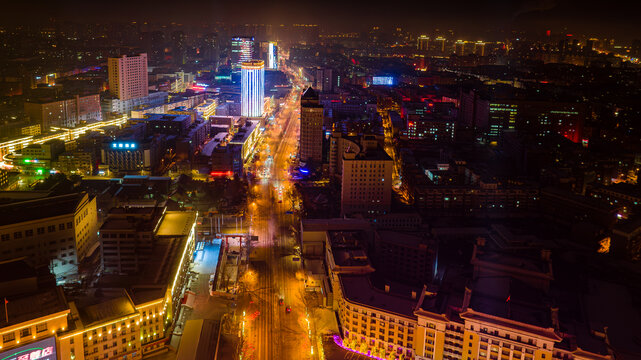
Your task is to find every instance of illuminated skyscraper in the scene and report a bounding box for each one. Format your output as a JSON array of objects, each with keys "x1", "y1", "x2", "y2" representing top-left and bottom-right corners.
[
  {"x1": 417, "y1": 35, "x2": 429, "y2": 50},
  {"x1": 268, "y1": 42, "x2": 278, "y2": 69},
  {"x1": 231, "y1": 36, "x2": 254, "y2": 70},
  {"x1": 241, "y1": 60, "x2": 265, "y2": 117},
  {"x1": 299, "y1": 87, "x2": 324, "y2": 164},
  {"x1": 108, "y1": 53, "x2": 148, "y2": 101}
]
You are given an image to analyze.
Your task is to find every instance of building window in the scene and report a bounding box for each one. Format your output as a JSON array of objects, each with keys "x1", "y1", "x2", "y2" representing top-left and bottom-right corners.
[
  {"x1": 48, "y1": 225, "x2": 56, "y2": 233},
  {"x1": 20, "y1": 328, "x2": 31, "y2": 337},
  {"x1": 37, "y1": 227, "x2": 45, "y2": 235},
  {"x1": 25, "y1": 229, "x2": 34, "y2": 237},
  {"x1": 13, "y1": 231, "x2": 22, "y2": 239},
  {"x1": 36, "y1": 323, "x2": 48, "y2": 333},
  {"x1": 2, "y1": 332, "x2": 15, "y2": 342}
]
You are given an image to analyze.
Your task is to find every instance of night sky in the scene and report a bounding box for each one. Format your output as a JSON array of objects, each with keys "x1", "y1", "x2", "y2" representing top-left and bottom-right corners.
[{"x1": 2, "y1": 0, "x2": 641, "y2": 40}]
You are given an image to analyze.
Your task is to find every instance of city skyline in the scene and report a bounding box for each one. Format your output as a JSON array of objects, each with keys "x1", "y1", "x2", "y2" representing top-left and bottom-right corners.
[{"x1": 2, "y1": 0, "x2": 641, "y2": 40}]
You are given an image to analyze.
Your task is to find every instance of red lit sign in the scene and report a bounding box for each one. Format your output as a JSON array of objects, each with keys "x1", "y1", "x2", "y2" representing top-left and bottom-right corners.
[
  {"x1": 210, "y1": 171, "x2": 233, "y2": 177},
  {"x1": 0, "y1": 337, "x2": 57, "y2": 360}
]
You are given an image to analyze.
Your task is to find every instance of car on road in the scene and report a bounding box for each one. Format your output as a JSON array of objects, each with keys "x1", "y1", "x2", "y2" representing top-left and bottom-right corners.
[
  {"x1": 285, "y1": 306, "x2": 291, "y2": 313},
  {"x1": 278, "y1": 298, "x2": 284, "y2": 306}
]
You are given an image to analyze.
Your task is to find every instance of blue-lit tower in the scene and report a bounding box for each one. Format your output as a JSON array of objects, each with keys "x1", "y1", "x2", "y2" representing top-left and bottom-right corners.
[
  {"x1": 241, "y1": 60, "x2": 265, "y2": 117},
  {"x1": 268, "y1": 42, "x2": 278, "y2": 69}
]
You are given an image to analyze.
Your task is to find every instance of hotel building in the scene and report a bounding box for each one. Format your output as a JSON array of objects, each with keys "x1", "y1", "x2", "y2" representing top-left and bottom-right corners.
[{"x1": 318, "y1": 228, "x2": 614, "y2": 360}]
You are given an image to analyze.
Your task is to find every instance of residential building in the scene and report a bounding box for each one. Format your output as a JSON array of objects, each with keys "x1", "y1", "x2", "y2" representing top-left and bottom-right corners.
[
  {"x1": 316, "y1": 68, "x2": 335, "y2": 93},
  {"x1": 0, "y1": 170, "x2": 8, "y2": 189},
  {"x1": 341, "y1": 145, "x2": 393, "y2": 216},
  {"x1": 102, "y1": 92, "x2": 168, "y2": 116},
  {"x1": 108, "y1": 54, "x2": 149, "y2": 101},
  {"x1": 404, "y1": 116, "x2": 456, "y2": 143},
  {"x1": 55, "y1": 150, "x2": 95, "y2": 176},
  {"x1": 24, "y1": 94, "x2": 101, "y2": 130}
]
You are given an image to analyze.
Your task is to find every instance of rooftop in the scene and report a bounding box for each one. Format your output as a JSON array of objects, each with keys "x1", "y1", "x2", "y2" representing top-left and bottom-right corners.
[
  {"x1": 0, "y1": 287, "x2": 69, "y2": 328},
  {"x1": 301, "y1": 218, "x2": 372, "y2": 232},
  {"x1": 229, "y1": 120, "x2": 258, "y2": 145},
  {"x1": 328, "y1": 231, "x2": 371, "y2": 268},
  {"x1": 77, "y1": 295, "x2": 136, "y2": 328},
  {"x1": 0, "y1": 259, "x2": 37, "y2": 283},
  {"x1": 469, "y1": 276, "x2": 551, "y2": 328},
  {"x1": 0, "y1": 192, "x2": 89, "y2": 227},
  {"x1": 156, "y1": 211, "x2": 197, "y2": 237},
  {"x1": 339, "y1": 274, "x2": 420, "y2": 319}
]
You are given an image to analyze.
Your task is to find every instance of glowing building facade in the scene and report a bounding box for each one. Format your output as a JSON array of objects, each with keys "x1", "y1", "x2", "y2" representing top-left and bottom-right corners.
[
  {"x1": 241, "y1": 60, "x2": 265, "y2": 118},
  {"x1": 231, "y1": 37, "x2": 254, "y2": 70},
  {"x1": 268, "y1": 42, "x2": 278, "y2": 69}
]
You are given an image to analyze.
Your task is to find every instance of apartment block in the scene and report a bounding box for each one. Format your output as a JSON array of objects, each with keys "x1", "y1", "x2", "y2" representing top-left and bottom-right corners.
[{"x1": 108, "y1": 54, "x2": 149, "y2": 101}]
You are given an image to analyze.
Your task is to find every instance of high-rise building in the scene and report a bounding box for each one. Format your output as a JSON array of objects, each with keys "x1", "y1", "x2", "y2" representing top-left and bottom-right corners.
[
  {"x1": 316, "y1": 67, "x2": 335, "y2": 93},
  {"x1": 107, "y1": 54, "x2": 149, "y2": 101},
  {"x1": 454, "y1": 40, "x2": 466, "y2": 55},
  {"x1": 474, "y1": 41, "x2": 486, "y2": 56},
  {"x1": 231, "y1": 36, "x2": 254, "y2": 70},
  {"x1": 299, "y1": 87, "x2": 324, "y2": 165},
  {"x1": 268, "y1": 41, "x2": 278, "y2": 69},
  {"x1": 434, "y1": 36, "x2": 446, "y2": 53},
  {"x1": 172, "y1": 30, "x2": 186, "y2": 65},
  {"x1": 203, "y1": 33, "x2": 219, "y2": 68},
  {"x1": 241, "y1": 60, "x2": 265, "y2": 117},
  {"x1": 341, "y1": 144, "x2": 393, "y2": 216},
  {"x1": 417, "y1": 35, "x2": 429, "y2": 50}
]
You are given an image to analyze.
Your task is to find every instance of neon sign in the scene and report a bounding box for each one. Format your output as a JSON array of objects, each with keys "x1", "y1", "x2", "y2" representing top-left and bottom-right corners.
[
  {"x1": 111, "y1": 142, "x2": 137, "y2": 149},
  {"x1": 0, "y1": 337, "x2": 57, "y2": 360}
]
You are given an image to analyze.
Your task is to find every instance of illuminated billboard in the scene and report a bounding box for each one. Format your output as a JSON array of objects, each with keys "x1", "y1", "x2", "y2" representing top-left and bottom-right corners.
[
  {"x1": 372, "y1": 76, "x2": 396, "y2": 86},
  {"x1": 0, "y1": 336, "x2": 57, "y2": 360}
]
